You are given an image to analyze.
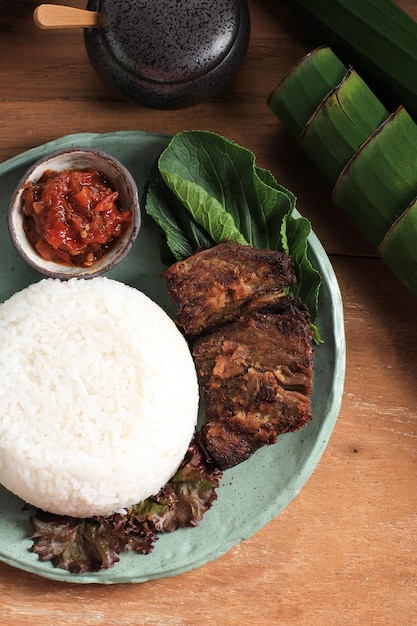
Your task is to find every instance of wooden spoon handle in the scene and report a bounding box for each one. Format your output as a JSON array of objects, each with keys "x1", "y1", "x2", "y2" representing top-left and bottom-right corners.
[{"x1": 34, "y1": 4, "x2": 99, "y2": 29}]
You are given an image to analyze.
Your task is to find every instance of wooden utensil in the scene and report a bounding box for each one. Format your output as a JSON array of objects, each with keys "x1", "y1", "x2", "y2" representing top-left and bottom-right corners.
[{"x1": 34, "y1": 4, "x2": 99, "y2": 29}]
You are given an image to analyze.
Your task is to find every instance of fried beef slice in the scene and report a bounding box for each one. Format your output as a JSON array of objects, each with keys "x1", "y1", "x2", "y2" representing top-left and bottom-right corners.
[
  {"x1": 163, "y1": 242, "x2": 313, "y2": 470},
  {"x1": 163, "y1": 241, "x2": 296, "y2": 336},
  {"x1": 192, "y1": 296, "x2": 313, "y2": 470}
]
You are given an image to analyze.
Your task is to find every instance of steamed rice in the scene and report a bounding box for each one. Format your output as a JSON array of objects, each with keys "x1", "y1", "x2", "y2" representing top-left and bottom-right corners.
[{"x1": 0, "y1": 277, "x2": 199, "y2": 518}]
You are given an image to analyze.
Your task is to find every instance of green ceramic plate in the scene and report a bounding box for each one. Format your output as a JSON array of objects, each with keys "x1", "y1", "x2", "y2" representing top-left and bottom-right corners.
[{"x1": 0, "y1": 131, "x2": 345, "y2": 584}]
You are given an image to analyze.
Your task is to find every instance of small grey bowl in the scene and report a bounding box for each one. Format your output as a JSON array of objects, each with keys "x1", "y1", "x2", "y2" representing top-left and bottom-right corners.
[{"x1": 7, "y1": 147, "x2": 140, "y2": 280}]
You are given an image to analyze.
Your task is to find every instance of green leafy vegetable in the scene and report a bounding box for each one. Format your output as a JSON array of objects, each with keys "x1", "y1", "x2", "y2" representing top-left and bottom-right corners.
[
  {"x1": 145, "y1": 130, "x2": 321, "y2": 328},
  {"x1": 30, "y1": 436, "x2": 222, "y2": 573}
]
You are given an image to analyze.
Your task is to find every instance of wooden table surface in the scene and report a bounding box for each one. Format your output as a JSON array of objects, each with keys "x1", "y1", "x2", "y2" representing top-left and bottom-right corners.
[{"x1": 1, "y1": 1, "x2": 417, "y2": 624}]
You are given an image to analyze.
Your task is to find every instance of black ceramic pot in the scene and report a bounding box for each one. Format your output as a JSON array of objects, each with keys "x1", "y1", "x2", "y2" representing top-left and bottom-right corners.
[{"x1": 84, "y1": 0, "x2": 250, "y2": 109}]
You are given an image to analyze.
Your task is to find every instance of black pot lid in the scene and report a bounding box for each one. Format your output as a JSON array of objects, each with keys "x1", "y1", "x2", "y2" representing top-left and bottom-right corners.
[{"x1": 84, "y1": 0, "x2": 250, "y2": 108}]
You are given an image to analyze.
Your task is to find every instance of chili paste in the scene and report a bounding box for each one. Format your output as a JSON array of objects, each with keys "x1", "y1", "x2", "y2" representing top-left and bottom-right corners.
[{"x1": 22, "y1": 168, "x2": 132, "y2": 267}]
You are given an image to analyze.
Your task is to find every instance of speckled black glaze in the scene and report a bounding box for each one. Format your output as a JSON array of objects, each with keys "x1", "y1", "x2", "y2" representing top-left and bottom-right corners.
[{"x1": 84, "y1": 0, "x2": 250, "y2": 109}]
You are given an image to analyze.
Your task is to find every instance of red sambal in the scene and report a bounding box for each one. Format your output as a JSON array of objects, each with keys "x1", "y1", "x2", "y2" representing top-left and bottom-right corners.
[{"x1": 22, "y1": 168, "x2": 132, "y2": 267}]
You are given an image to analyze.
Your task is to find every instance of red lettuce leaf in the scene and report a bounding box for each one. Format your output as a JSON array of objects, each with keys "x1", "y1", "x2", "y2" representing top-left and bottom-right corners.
[
  {"x1": 30, "y1": 516, "x2": 125, "y2": 573},
  {"x1": 29, "y1": 435, "x2": 222, "y2": 573}
]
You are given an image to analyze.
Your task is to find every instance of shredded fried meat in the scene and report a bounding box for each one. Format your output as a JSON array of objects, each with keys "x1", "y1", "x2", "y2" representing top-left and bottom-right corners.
[{"x1": 164, "y1": 242, "x2": 314, "y2": 470}]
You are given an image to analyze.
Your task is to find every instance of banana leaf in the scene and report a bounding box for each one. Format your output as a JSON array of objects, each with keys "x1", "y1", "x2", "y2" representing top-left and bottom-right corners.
[
  {"x1": 267, "y1": 46, "x2": 347, "y2": 140},
  {"x1": 300, "y1": 68, "x2": 389, "y2": 185},
  {"x1": 379, "y1": 198, "x2": 417, "y2": 299},
  {"x1": 293, "y1": 0, "x2": 417, "y2": 121},
  {"x1": 332, "y1": 106, "x2": 417, "y2": 248}
]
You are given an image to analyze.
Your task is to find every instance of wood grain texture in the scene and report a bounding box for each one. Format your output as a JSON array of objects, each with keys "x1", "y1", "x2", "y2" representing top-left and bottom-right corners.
[{"x1": 0, "y1": 1, "x2": 417, "y2": 624}]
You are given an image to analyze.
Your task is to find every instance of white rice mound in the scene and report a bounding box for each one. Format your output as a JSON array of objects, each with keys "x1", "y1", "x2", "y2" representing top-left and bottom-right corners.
[{"x1": 0, "y1": 277, "x2": 199, "y2": 518}]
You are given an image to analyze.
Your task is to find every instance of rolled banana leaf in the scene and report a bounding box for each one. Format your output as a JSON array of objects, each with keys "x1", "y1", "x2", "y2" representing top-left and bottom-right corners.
[
  {"x1": 269, "y1": 40, "x2": 417, "y2": 301},
  {"x1": 299, "y1": 68, "x2": 389, "y2": 185},
  {"x1": 267, "y1": 46, "x2": 347, "y2": 140},
  {"x1": 333, "y1": 106, "x2": 417, "y2": 249},
  {"x1": 379, "y1": 198, "x2": 417, "y2": 299},
  {"x1": 293, "y1": 0, "x2": 417, "y2": 121}
]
